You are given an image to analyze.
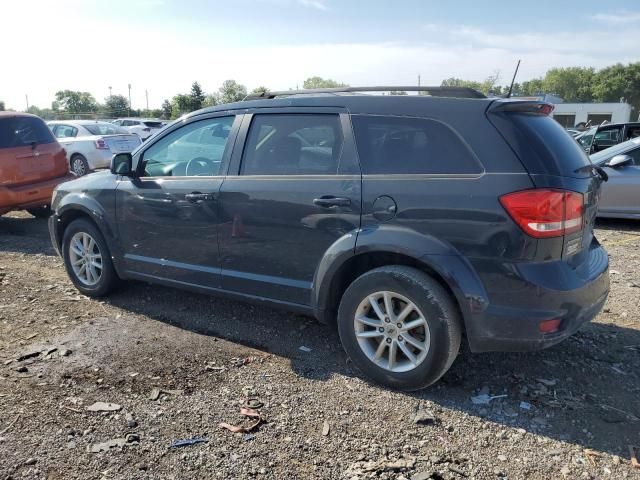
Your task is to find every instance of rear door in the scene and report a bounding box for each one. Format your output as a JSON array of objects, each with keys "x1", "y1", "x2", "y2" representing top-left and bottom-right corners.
[{"x1": 217, "y1": 109, "x2": 361, "y2": 306}]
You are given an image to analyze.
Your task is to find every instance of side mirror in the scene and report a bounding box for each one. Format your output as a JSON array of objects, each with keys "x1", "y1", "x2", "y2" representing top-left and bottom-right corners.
[
  {"x1": 111, "y1": 153, "x2": 134, "y2": 176},
  {"x1": 604, "y1": 154, "x2": 633, "y2": 169}
]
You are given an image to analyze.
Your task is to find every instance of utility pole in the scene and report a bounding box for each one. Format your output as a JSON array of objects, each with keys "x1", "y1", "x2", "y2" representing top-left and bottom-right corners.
[
  {"x1": 127, "y1": 83, "x2": 132, "y2": 116},
  {"x1": 25, "y1": 94, "x2": 29, "y2": 111},
  {"x1": 145, "y1": 89, "x2": 149, "y2": 111},
  {"x1": 418, "y1": 74, "x2": 421, "y2": 87},
  {"x1": 108, "y1": 86, "x2": 112, "y2": 99}
]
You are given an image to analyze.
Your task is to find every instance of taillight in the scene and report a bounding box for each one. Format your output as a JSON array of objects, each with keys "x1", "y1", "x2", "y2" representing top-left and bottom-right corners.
[
  {"x1": 95, "y1": 138, "x2": 109, "y2": 150},
  {"x1": 500, "y1": 189, "x2": 584, "y2": 238}
]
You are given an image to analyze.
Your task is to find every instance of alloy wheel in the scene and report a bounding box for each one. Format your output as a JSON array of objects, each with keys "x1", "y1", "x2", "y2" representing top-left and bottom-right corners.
[
  {"x1": 68, "y1": 232, "x2": 103, "y2": 286},
  {"x1": 353, "y1": 291, "x2": 431, "y2": 373}
]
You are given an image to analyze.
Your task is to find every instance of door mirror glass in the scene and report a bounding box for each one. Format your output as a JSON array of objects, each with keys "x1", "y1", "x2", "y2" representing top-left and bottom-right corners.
[
  {"x1": 605, "y1": 154, "x2": 633, "y2": 169},
  {"x1": 111, "y1": 152, "x2": 133, "y2": 175}
]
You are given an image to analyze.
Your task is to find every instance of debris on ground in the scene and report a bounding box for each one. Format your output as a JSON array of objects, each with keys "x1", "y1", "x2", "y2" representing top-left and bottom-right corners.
[
  {"x1": 630, "y1": 445, "x2": 640, "y2": 469},
  {"x1": 322, "y1": 420, "x2": 330, "y2": 436},
  {"x1": 299, "y1": 346, "x2": 312, "y2": 352},
  {"x1": 169, "y1": 437, "x2": 208, "y2": 448},
  {"x1": 0, "y1": 414, "x2": 21, "y2": 435},
  {"x1": 149, "y1": 387, "x2": 183, "y2": 401},
  {"x1": 85, "y1": 402, "x2": 122, "y2": 412},
  {"x1": 219, "y1": 407, "x2": 263, "y2": 434},
  {"x1": 88, "y1": 434, "x2": 139, "y2": 453},
  {"x1": 470, "y1": 393, "x2": 507, "y2": 405},
  {"x1": 412, "y1": 402, "x2": 437, "y2": 425}
]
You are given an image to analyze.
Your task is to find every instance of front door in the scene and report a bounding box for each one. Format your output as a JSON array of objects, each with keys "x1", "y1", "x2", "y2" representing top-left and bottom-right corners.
[
  {"x1": 600, "y1": 146, "x2": 640, "y2": 216},
  {"x1": 116, "y1": 114, "x2": 240, "y2": 289},
  {"x1": 217, "y1": 111, "x2": 361, "y2": 306}
]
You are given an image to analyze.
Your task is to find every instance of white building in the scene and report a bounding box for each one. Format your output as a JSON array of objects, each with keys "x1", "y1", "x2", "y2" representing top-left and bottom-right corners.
[{"x1": 551, "y1": 102, "x2": 633, "y2": 128}]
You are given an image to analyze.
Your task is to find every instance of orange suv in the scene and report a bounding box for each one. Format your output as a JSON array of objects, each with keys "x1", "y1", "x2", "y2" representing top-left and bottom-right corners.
[{"x1": 0, "y1": 112, "x2": 73, "y2": 217}]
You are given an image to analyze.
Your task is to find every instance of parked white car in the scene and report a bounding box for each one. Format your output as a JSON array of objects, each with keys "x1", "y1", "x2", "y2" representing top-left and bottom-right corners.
[
  {"x1": 47, "y1": 121, "x2": 141, "y2": 176},
  {"x1": 111, "y1": 118, "x2": 164, "y2": 141}
]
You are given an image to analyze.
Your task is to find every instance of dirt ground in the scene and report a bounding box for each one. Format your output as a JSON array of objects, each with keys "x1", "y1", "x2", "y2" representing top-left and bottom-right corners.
[{"x1": 0, "y1": 211, "x2": 639, "y2": 480}]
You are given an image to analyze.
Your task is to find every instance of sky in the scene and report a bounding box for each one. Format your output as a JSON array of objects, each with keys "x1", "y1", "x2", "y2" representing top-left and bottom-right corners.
[{"x1": 1, "y1": 0, "x2": 639, "y2": 110}]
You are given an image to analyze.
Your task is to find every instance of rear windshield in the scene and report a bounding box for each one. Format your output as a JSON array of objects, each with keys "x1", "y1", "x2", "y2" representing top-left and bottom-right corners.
[
  {"x1": 143, "y1": 121, "x2": 163, "y2": 128},
  {"x1": 83, "y1": 123, "x2": 129, "y2": 136},
  {"x1": 490, "y1": 111, "x2": 592, "y2": 178},
  {"x1": 0, "y1": 116, "x2": 55, "y2": 149}
]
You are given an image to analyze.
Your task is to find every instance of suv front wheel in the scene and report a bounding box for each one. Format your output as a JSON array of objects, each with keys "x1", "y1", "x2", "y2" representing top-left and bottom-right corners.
[
  {"x1": 62, "y1": 218, "x2": 119, "y2": 296},
  {"x1": 337, "y1": 266, "x2": 461, "y2": 391}
]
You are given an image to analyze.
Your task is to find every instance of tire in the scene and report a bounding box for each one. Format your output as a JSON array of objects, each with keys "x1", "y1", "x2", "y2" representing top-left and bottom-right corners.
[
  {"x1": 337, "y1": 265, "x2": 462, "y2": 391},
  {"x1": 26, "y1": 205, "x2": 52, "y2": 218},
  {"x1": 62, "y1": 218, "x2": 119, "y2": 297},
  {"x1": 70, "y1": 154, "x2": 90, "y2": 176}
]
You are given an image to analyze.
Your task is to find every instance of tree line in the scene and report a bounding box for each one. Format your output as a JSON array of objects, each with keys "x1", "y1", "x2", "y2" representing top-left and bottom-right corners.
[
  {"x1": 441, "y1": 62, "x2": 640, "y2": 113},
  {"x1": 1, "y1": 62, "x2": 638, "y2": 119}
]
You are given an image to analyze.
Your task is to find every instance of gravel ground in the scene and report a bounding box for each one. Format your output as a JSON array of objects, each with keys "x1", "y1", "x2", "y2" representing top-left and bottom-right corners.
[{"x1": 0, "y1": 211, "x2": 639, "y2": 480}]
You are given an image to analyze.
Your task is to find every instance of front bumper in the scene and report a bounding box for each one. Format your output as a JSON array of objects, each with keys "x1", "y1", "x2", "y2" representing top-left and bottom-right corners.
[{"x1": 467, "y1": 241, "x2": 610, "y2": 352}]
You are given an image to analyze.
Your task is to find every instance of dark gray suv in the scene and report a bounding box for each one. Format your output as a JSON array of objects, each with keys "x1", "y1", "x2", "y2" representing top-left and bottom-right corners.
[{"x1": 49, "y1": 87, "x2": 610, "y2": 390}]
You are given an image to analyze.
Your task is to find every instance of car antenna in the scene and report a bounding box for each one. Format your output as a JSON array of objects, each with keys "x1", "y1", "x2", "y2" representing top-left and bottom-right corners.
[{"x1": 506, "y1": 59, "x2": 521, "y2": 98}]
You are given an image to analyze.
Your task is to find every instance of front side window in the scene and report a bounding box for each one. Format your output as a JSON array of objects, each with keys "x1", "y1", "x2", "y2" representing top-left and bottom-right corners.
[
  {"x1": 140, "y1": 116, "x2": 234, "y2": 177},
  {"x1": 352, "y1": 115, "x2": 482, "y2": 175},
  {"x1": 0, "y1": 116, "x2": 55, "y2": 148},
  {"x1": 241, "y1": 114, "x2": 343, "y2": 175}
]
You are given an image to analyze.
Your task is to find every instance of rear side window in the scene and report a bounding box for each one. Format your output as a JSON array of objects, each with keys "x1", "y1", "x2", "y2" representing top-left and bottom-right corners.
[
  {"x1": 351, "y1": 115, "x2": 482, "y2": 175},
  {"x1": 0, "y1": 116, "x2": 55, "y2": 148},
  {"x1": 83, "y1": 123, "x2": 129, "y2": 135},
  {"x1": 491, "y1": 112, "x2": 593, "y2": 178},
  {"x1": 241, "y1": 114, "x2": 343, "y2": 175}
]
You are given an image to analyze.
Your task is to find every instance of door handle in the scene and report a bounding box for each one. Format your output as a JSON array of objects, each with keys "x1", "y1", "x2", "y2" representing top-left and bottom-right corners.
[
  {"x1": 185, "y1": 192, "x2": 215, "y2": 203},
  {"x1": 313, "y1": 196, "x2": 351, "y2": 208}
]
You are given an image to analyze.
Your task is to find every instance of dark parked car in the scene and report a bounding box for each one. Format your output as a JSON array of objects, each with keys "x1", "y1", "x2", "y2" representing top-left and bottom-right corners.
[
  {"x1": 48, "y1": 87, "x2": 609, "y2": 390},
  {"x1": 576, "y1": 122, "x2": 640, "y2": 154}
]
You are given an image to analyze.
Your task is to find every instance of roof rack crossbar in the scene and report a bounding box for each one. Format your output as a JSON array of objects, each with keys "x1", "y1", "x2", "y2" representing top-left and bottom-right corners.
[{"x1": 244, "y1": 86, "x2": 486, "y2": 100}]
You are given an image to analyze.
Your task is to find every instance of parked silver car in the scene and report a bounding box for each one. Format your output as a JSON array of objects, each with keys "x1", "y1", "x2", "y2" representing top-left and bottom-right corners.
[
  {"x1": 48, "y1": 121, "x2": 141, "y2": 176},
  {"x1": 111, "y1": 118, "x2": 165, "y2": 141},
  {"x1": 591, "y1": 137, "x2": 640, "y2": 219}
]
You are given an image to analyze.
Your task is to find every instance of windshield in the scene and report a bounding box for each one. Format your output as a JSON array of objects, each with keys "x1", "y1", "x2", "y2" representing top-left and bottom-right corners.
[
  {"x1": 83, "y1": 123, "x2": 129, "y2": 135},
  {"x1": 576, "y1": 127, "x2": 597, "y2": 149},
  {"x1": 591, "y1": 138, "x2": 640, "y2": 164}
]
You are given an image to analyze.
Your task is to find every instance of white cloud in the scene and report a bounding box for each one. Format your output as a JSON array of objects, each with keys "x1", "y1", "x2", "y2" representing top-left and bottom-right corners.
[
  {"x1": 297, "y1": 0, "x2": 327, "y2": 10},
  {"x1": 0, "y1": 3, "x2": 636, "y2": 110},
  {"x1": 591, "y1": 11, "x2": 640, "y2": 24}
]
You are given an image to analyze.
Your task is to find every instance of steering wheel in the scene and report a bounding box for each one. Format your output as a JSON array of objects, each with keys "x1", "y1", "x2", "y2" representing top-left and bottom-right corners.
[{"x1": 185, "y1": 157, "x2": 217, "y2": 176}]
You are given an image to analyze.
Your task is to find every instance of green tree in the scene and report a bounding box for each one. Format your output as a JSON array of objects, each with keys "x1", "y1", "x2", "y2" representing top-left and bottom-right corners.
[
  {"x1": 161, "y1": 99, "x2": 172, "y2": 119},
  {"x1": 302, "y1": 76, "x2": 347, "y2": 89},
  {"x1": 26, "y1": 105, "x2": 56, "y2": 120},
  {"x1": 250, "y1": 86, "x2": 269, "y2": 97},
  {"x1": 389, "y1": 90, "x2": 408, "y2": 95},
  {"x1": 441, "y1": 72, "x2": 500, "y2": 95},
  {"x1": 0, "y1": 101, "x2": 4, "y2": 111},
  {"x1": 54, "y1": 90, "x2": 98, "y2": 113},
  {"x1": 542, "y1": 67, "x2": 595, "y2": 102},
  {"x1": 189, "y1": 81, "x2": 205, "y2": 111},
  {"x1": 202, "y1": 94, "x2": 219, "y2": 108},
  {"x1": 592, "y1": 62, "x2": 640, "y2": 113},
  {"x1": 170, "y1": 94, "x2": 191, "y2": 119},
  {"x1": 218, "y1": 80, "x2": 247, "y2": 104},
  {"x1": 103, "y1": 95, "x2": 129, "y2": 117}
]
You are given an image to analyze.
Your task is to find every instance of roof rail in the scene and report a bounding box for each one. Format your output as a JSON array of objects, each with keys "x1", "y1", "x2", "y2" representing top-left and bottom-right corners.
[{"x1": 244, "y1": 86, "x2": 486, "y2": 100}]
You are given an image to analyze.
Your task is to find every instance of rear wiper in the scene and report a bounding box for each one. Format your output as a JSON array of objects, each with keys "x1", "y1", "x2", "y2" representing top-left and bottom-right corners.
[{"x1": 575, "y1": 164, "x2": 608, "y2": 182}]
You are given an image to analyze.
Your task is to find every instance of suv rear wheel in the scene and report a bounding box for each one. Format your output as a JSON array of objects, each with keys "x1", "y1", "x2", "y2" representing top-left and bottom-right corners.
[
  {"x1": 337, "y1": 266, "x2": 461, "y2": 391},
  {"x1": 62, "y1": 218, "x2": 119, "y2": 296}
]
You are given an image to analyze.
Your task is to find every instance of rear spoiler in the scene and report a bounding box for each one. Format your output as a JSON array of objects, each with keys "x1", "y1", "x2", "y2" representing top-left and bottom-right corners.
[{"x1": 488, "y1": 100, "x2": 554, "y2": 116}]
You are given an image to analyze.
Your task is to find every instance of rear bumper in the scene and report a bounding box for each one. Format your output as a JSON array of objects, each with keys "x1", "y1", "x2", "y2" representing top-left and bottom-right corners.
[
  {"x1": 466, "y1": 240, "x2": 609, "y2": 352},
  {"x1": 0, "y1": 174, "x2": 75, "y2": 214}
]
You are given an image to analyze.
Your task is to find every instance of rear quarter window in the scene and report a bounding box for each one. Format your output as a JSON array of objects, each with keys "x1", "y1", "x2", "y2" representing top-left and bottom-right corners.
[
  {"x1": 0, "y1": 116, "x2": 55, "y2": 148},
  {"x1": 351, "y1": 115, "x2": 482, "y2": 175},
  {"x1": 490, "y1": 112, "x2": 593, "y2": 178}
]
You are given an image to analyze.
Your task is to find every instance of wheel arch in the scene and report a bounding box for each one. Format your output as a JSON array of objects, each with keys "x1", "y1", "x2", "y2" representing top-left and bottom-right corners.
[{"x1": 313, "y1": 230, "x2": 489, "y2": 341}]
